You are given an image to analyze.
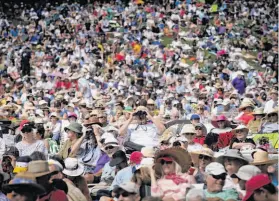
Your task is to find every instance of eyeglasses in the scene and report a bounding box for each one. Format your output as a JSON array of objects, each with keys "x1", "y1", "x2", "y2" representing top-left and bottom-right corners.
[
  {"x1": 195, "y1": 127, "x2": 202, "y2": 130},
  {"x1": 211, "y1": 173, "x2": 226, "y2": 180},
  {"x1": 235, "y1": 129, "x2": 246, "y2": 133},
  {"x1": 105, "y1": 146, "x2": 115, "y2": 150},
  {"x1": 115, "y1": 191, "x2": 136, "y2": 198},
  {"x1": 160, "y1": 160, "x2": 173, "y2": 165},
  {"x1": 199, "y1": 155, "x2": 211, "y2": 160},
  {"x1": 184, "y1": 133, "x2": 195, "y2": 136}
]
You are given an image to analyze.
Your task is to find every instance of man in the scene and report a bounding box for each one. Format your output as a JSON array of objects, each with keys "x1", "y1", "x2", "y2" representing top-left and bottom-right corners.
[
  {"x1": 204, "y1": 162, "x2": 238, "y2": 201},
  {"x1": 111, "y1": 182, "x2": 140, "y2": 201},
  {"x1": 264, "y1": 89, "x2": 278, "y2": 113},
  {"x1": 120, "y1": 106, "x2": 165, "y2": 151},
  {"x1": 190, "y1": 114, "x2": 201, "y2": 126}
]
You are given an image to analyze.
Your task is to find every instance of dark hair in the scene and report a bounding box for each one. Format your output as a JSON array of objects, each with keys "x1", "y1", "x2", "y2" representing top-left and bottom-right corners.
[
  {"x1": 52, "y1": 179, "x2": 68, "y2": 194},
  {"x1": 30, "y1": 151, "x2": 46, "y2": 161},
  {"x1": 49, "y1": 155, "x2": 65, "y2": 169},
  {"x1": 36, "y1": 124, "x2": 45, "y2": 139},
  {"x1": 246, "y1": 183, "x2": 277, "y2": 201}
]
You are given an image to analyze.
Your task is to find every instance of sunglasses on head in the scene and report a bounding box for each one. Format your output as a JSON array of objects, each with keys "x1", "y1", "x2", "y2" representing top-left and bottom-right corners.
[
  {"x1": 115, "y1": 191, "x2": 136, "y2": 198},
  {"x1": 211, "y1": 173, "x2": 227, "y2": 180},
  {"x1": 184, "y1": 133, "x2": 195, "y2": 136},
  {"x1": 105, "y1": 146, "x2": 115, "y2": 150},
  {"x1": 199, "y1": 154, "x2": 211, "y2": 160},
  {"x1": 160, "y1": 160, "x2": 173, "y2": 165}
]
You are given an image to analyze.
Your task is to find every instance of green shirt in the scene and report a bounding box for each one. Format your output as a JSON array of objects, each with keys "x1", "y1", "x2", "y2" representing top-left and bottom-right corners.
[{"x1": 205, "y1": 189, "x2": 239, "y2": 201}]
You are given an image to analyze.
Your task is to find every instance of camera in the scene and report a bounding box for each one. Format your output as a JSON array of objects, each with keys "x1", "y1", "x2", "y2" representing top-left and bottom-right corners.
[
  {"x1": 85, "y1": 128, "x2": 94, "y2": 140},
  {"x1": 133, "y1": 110, "x2": 147, "y2": 120}
]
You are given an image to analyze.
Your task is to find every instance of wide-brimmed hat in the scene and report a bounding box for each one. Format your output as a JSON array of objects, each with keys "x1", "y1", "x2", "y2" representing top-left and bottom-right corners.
[
  {"x1": 252, "y1": 108, "x2": 265, "y2": 115},
  {"x1": 239, "y1": 98, "x2": 255, "y2": 111},
  {"x1": 103, "y1": 136, "x2": 119, "y2": 150},
  {"x1": 217, "y1": 149, "x2": 249, "y2": 165},
  {"x1": 211, "y1": 115, "x2": 231, "y2": 128},
  {"x1": 232, "y1": 125, "x2": 249, "y2": 134},
  {"x1": 155, "y1": 147, "x2": 192, "y2": 173},
  {"x1": 64, "y1": 122, "x2": 83, "y2": 134},
  {"x1": 62, "y1": 158, "x2": 85, "y2": 177},
  {"x1": 17, "y1": 160, "x2": 56, "y2": 178},
  {"x1": 180, "y1": 124, "x2": 196, "y2": 135},
  {"x1": 191, "y1": 148, "x2": 214, "y2": 158},
  {"x1": 194, "y1": 123, "x2": 207, "y2": 134},
  {"x1": 250, "y1": 150, "x2": 278, "y2": 166},
  {"x1": 2, "y1": 175, "x2": 45, "y2": 195},
  {"x1": 266, "y1": 107, "x2": 278, "y2": 116}
]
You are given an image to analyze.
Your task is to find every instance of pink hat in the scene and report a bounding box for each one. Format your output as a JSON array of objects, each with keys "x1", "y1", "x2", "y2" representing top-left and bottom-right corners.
[
  {"x1": 211, "y1": 115, "x2": 231, "y2": 128},
  {"x1": 130, "y1": 152, "x2": 143, "y2": 165}
]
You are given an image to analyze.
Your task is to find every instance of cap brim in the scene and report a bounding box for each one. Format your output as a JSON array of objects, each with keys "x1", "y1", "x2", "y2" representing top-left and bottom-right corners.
[
  {"x1": 242, "y1": 191, "x2": 253, "y2": 201},
  {"x1": 157, "y1": 157, "x2": 173, "y2": 162},
  {"x1": 109, "y1": 157, "x2": 125, "y2": 167}
]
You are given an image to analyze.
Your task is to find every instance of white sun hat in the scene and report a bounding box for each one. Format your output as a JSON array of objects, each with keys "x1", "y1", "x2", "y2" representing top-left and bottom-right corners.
[{"x1": 62, "y1": 158, "x2": 85, "y2": 177}]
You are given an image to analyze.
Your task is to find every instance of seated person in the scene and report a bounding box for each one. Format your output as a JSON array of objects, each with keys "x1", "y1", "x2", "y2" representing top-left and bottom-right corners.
[
  {"x1": 229, "y1": 125, "x2": 256, "y2": 150},
  {"x1": 260, "y1": 108, "x2": 278, "y2": 133}
]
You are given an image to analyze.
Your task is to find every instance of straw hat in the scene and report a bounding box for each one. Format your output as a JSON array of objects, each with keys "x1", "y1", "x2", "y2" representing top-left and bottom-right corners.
[
  {"x1": 155, "y1": 147, "x2": 192, "y2": 173},
  {"x1": 17, "y1": 160, "x2": 55, "y2": 178},
  {"x1": 214, "y1": 83, "x2": 223, "y2": 89},
  {"x1": 250, "y1": 150, "x2": 278, "y2": 165},
  {"x1": 180, "y1": 124, "x2": 196, "y2": 134},
  {"x1": 239, "y1": 98, "x2": 255, "y2": 111},
  {"x1": 266, "y1": 107, "x2": 278, "y2": 116},
  {"x1": 232, "y1": 125, "x2": 249, "y2": 134},
  {"x1": 191, "y1": 148, "x2": 214, "y2": 158},
  {"x1": 252, "y1": 108, "x2": 265, "y2": 115},
  {"x1": 62, "y1": 158, "x2": 85, "y2": 177}
]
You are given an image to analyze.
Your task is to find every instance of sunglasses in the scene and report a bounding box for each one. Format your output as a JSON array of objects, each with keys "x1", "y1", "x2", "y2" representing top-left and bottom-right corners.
[
  {"x1": 98, "y1": 116, "x2": 106, "y2": 119},
  {"x1": 199, "y1": 155, "x2": 211, "y2": 160},
  {"x1": 184, "y1": 133, "x2": 195, "y2": 136},
  {"x1": 235, "y1": 129, "x2": 246, "y2": 133},
  {"x1": 211, "y1": 173, "x2": 227, "y2": 180},
  {"x1": 268, "y1": 114, "x2": 277, "y2": 117},
  {"x1": 217, "y1": 121, "x2": 225, "y2": 123},
  {"x1": 160, "y1": 160, "x2": 173, "y2": 165},
  {"x1": 197, "y1": 108, "x2": 204, "y2": 110},
  {"x1": 195, "y1": 127, "x2": 202, "y2": 130},
  {"x1": 115, "y1": 191, "x2": 136, "y2": 198},
  {"x1": 105, "y1": 146, "x2": 115, "y2": 150}
]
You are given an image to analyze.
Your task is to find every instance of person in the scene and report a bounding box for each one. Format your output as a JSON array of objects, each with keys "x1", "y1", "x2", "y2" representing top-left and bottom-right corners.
[
  {"x1": 110, "y1": 181, "x2": 140, "y2": 201},
  {"x1": 260, "y1": 108, "x2": 278, "y2": 133},
  {"x1": 216, "y1": 149, "x2": 249, "y2": 190},
  {"x1": 247, "y1": 108, "x2": 265, "y2": 134},
  {"x1": 3, "y1": 174, "x2": 45, "y2": 201},
  {"x1": 204, "y1": 162, "x2": 238, "y2": 201},
  {"x1": 16, "y1": 160, "x2": 68, "y2": 201},
  {"x1": 58, "y1": 122, "x2": 83, "y2": 159},
  {"x1": 62, "y1": 158, "x2": 91, "y2": 201},
  {"x1": 231, "y1": 165, "x2": 261, "y2": 199},
  {"x1": 16, "y1": 121, "x2": 47, "y2": 157},
  {"x1": 120, "y1": 106, "x2": 165, "y2": 151},
  {"x1": 232, "y1": 71, "x2": 246, "y2": 95},
  {"x1": 180, "y1": 124, "x2": 203, "y2": 152},
  {"x1": 149, "y1": 147, "x2": 196, "y2": 200},
  {"x1": 0, "y1": 171, "x2": 9, "y2": 201},
  {"x1": 236, "y1": 99, "x2": 255, "y2": 126},
  {"x1": 191, "y1": 148, "x2": 214, "y2": 184},
  {"x1": 193, "y1": 123, "x2": 207, "y2": 145},
  {"x1": 229, "y1": 125, "x2": 256, "y2": 150},
  {"x1": 186, "y1": 188, "x2": 206, "y2": 201},
  {"x1": 242, "y1": 174, "x2": 278, "y2": 201},
  {"x1": 263, "y1": 89, "x2": 278, "y2": 113}
]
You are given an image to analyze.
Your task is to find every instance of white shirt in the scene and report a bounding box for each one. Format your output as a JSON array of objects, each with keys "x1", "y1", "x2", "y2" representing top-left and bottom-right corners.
[
  {"x1": 187, "y1": 143, "x2": 203, "y2": 152},
  {"x1": 264, "y1": 99, "x2": 277, "y2": 113}
]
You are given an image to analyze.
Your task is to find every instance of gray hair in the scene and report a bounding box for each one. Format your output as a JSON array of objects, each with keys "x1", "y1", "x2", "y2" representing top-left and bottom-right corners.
[{"x1": 186, "y1": 188, "x2": 206, "y2": 201}]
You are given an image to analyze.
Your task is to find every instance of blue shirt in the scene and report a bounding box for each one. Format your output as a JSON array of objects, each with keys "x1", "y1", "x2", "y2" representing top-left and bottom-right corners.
[{"x1": 110, "y1": 166, "x2": 133, "y2": 190}]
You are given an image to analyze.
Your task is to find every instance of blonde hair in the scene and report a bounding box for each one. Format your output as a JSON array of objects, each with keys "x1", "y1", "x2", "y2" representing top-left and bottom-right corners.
[{"x1": 160, "y1": 159, "x2": 182, "y2": 177}]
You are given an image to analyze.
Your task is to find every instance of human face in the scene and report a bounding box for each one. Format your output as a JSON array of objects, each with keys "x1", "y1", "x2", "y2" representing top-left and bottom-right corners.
[
  {"x1": 9, "y1": 191, "x2": 29, "y2": 201},
  {"x1": 21, "y1": 127, "x2": 34, "y2": 141},
  {"x1": 268, "y1": 113, "x2": 278, "y2": 123},
  {"x1": 224, "y1": 157, "x2": 242, "y2": 175},
  {"x1": 98, "y1": 115, "x2": 107, "y2": 124},
  {"x1": 116, "y1": 190, "x2": 140, "y2": 201},
  {"x1": 271, "y1": 93, "x2": 278, "y2": 101},
  {"x1": 206, "y1": 173, "x2": 226, "y2": 193},
  {"x1": 217, "y1": 120, "x2": 226, "y2": 129},
  {"x1": 105, "y1": 145, "x2": 118, "y2": 156},
  {"x1": 191, "y1": 118, "x2": 200, "y2": 125},
  {"x1": 195, "y1": 127, "x2": 204, "y2": 137},
  {"x1": 161, "y1": 159, "x2": 175, "y2": 175},
  {"x1": 252, "y1": 188, "x2": 270, "y2": 201},
  {"x1": 50, "y1": 116, "x2": 57, "y2": 124},
  {"x1": 254, "y1": 114, "x2": 263, "y2": 120},
  {"x1": 66, "y1": 130, "x2": 77, "y2": 141},
  {"x1": 196, "y1": 107, "x2": 204, "y2": 114},
  {"x1": 183, "y1": 133, "x2": 196, "y2": 144},
  {"x1": 235, "y1": 129, "x2": 248, "y2": 141},
  {"x1": 198, "y1": 154, "x2": 212, "y2": 169}
]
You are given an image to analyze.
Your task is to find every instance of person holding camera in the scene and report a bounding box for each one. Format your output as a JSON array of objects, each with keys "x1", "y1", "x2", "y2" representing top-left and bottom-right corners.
[
  {"x1": 119, "y1": 106, "x2": 165, "y2": 151},
  {"x1": 15, "y1": 120, "x2": 47, "y2": 157}
]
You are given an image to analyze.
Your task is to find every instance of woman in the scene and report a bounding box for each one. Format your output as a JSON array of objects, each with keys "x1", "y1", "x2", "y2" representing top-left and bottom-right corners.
[
  {"x1": 193, "y1": 123, "x2": 207, "y2": 145},
  {"x1": 236, "y1": 98, "x2": 255, "y2": 125},
  {"x1": 149, "y1": 147, "x2": 196, "y2": 200},
  {"x1": 217, "y1": 149, "x2": 248, "y2": 190},
  {"x1": 230, "y1": 125, "x2": 256, "y2": 150},
  {"x1": 260, "y1": 108, "x2": 278, "y2": 133},
  {"x1": 192, "y1": 148, "x2": 214, "y2": 184},
  {"x1": 16, "y1": 121, "x2": 47, "y2": 157},
  {"x1": 210, "y1": 115, "x2": 234, "y2": 149},
  {"x1": 58, "y1": 122, "x2": 83, "y2": 159},
  {"x1": 247, "y1": 108, "x2": 265, "y2": 134},
  {"x1": 63, "y1": 158, "x2": 91, "y2": 201},
  {"x1": 180, "y1": 124, "x2": 203, "y2": 152}
]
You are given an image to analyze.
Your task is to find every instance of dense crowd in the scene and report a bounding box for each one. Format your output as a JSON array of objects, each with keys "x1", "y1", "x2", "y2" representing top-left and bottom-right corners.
[{"x1": 0, "y1": 0, "x2": 278, "y2": 201}]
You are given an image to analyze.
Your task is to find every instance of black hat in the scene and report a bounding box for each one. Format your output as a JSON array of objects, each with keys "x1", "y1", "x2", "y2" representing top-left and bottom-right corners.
[
  {"x1": 3, "y1": 146, "x2": 19, "y2": 158},
  {"x1": 109, "y1": 150, "x2": 127, "y2": 167}
]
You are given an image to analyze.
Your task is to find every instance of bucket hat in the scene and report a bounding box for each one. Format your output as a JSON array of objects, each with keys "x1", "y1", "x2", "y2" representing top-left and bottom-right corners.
[
  {"x1": 216, "y1": 149, "x2": 249, "y2": 165},
  {"x1": 252, "y1": 107, "x2": 265, "y2": 115},
  {"x1": 62, "y1": 158, "x2": 85, "y2": 177},
  {"x1": 141, "y1": 147, "x2": 155, "y2": 158},
  {"x1": 180, "y1": 124, "x2": 196, "y2": 135},
  {"x1": 64, "y1": 122, "x2": 83, "y2": 134}
]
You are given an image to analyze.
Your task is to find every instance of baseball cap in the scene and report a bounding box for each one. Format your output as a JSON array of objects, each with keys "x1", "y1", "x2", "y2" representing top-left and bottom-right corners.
[
  {"x1": 243, "y1": 174, "x2": 271, "y2": 201},
  {"x1": 205, "y1": 162, "x2": 226, "y2": 176},
  {"x1": 109, "y1": 150, "x2": 127, "y2": 167},
  {"x1": 113, "y1": 181, "x2": 139, "y2": 194},
  {"x1": 190, "y1": 114, "x2": 200, "y2": 120},
  {"x1": 232, "y1": 165, "x2": 261, "y2": 181},
  {"x1": 130, "y1": 151, "x2": 143, "y2": 165}
]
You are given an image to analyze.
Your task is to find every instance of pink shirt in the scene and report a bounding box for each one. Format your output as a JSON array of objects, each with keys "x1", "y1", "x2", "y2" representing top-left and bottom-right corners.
[{"x1": 151, "y1": 173, "x2": 196, "y2": 200}]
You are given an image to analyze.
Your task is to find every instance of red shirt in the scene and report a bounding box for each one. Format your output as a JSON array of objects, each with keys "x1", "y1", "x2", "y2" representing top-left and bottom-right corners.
[
  {"x1": 193, "y1": 136, "x2": 205, "y2": 145},
  {"x1": 38, "y1": 189, "x2": 68, "y2": 201}
]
